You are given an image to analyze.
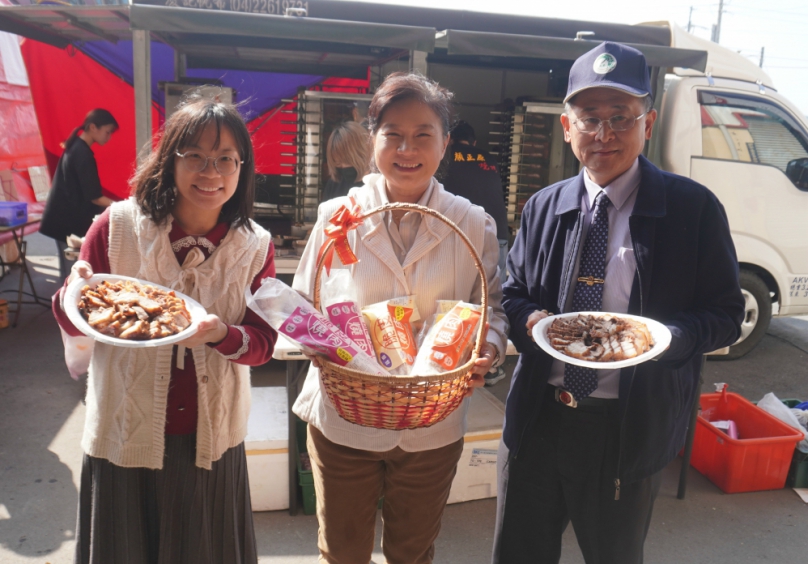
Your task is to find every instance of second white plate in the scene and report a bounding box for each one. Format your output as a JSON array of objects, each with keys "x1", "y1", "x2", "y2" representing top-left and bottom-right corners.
[{"x1": 531, "y1": 311, "x2": 672, "y2": 369}]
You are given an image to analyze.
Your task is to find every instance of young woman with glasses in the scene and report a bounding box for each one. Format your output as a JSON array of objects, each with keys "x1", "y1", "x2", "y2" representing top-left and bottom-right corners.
[{"x1": 52, "y1": 98, "x2": 277, "y2": 563}]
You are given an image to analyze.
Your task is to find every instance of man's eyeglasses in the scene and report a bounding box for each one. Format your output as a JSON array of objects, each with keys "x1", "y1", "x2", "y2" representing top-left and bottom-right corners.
[
  {"x1": 175, "y1": 151, "x2": 243, "y2": 176},
  {"x1": 571, "y1": 113, "x2": 647, "y2": 134}
]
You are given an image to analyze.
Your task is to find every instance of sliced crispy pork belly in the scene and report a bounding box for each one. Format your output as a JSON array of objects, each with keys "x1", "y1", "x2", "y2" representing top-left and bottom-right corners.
[
  {"x1": 547, "y1": 314, "x2": 653, "y2": 362},
  {"x1": 78, "y1": 279, "x2": 192, "y2": 341}
]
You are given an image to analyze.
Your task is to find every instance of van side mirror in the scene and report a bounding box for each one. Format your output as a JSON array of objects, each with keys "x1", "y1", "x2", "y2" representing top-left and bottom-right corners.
[{"x1": 785, "y1": 157, "x2": 808, "y2": 191}]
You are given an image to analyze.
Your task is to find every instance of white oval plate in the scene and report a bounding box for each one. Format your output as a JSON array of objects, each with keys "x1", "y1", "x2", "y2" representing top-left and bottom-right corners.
[
  {"x1": 531, "y1": 311, "x2": 672, "y2": 369},
  {"x1": 64, "y1": 274, "x2": 206, "y2": 348}
]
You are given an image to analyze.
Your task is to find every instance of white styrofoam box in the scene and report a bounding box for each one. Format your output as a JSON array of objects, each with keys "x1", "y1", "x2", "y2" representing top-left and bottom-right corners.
[
  {"x1": 447, "y1": 388, "x2": 505, "y2": 504},
  {"x1": 245, "y1": 387, "x2": 289, "y2": 511}
]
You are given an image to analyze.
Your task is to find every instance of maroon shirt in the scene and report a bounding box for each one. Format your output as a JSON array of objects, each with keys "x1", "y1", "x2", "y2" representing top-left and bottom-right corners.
[{"x1": 54, "y1": 208, "x2": 278, "y2": 434}]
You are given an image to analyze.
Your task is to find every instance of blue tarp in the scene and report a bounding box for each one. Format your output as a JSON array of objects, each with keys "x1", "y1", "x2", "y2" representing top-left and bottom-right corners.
[{"x1": 80, "y1": 40, "x2": 324, "y2": 120}]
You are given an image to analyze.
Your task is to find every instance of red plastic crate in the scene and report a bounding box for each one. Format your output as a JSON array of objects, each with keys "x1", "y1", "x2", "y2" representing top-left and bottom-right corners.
[{"x1": 689, "y1": 391, "x2": 804, "y2": 493}]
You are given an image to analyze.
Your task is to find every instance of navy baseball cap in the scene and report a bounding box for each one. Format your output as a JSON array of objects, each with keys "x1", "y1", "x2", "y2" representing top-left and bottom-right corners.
[{"x1": 564, "y1": 42, "x2": 652, "y2": 104}]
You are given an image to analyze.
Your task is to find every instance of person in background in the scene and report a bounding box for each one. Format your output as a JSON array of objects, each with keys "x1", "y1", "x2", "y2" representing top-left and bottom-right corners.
[
  {"x1": 322, "y1": 120, "x2": 370, "y2": 201},
  {"x1": 494, "y1": 42, "x2": 744, "y2": 564},
  {"x1": 40, "y1": 109, "x2": 118, "y2": 279},
  {"x1": 293, "y1": 72, "x2": 508, "y2": 564},
  {"x1": 441, "y1": 120, "x2": 510, "y2": 386},
  {"x1": 52, "y1": 99, "x2": 277, "y2": 564}
]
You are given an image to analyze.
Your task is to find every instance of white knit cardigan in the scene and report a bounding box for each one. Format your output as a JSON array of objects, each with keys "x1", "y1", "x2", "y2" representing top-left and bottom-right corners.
[
  {"x1": 81, "y1": 199, "x2": 270, "y2": 469},
  {"x1": 292, "y1": 175, "x2": 509, "y2": 452}
]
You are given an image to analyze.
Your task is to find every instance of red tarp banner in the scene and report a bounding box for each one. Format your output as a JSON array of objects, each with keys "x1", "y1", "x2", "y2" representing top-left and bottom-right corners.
[
  {"x1": 20, "y1": 40, "x2": 160, "y2": 201},
  {"x1": 21, "y1": 40, "x2": 369, "y2": 194}
]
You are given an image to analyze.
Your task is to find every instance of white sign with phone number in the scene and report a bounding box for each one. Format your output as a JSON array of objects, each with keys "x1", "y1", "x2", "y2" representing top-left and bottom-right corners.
[{"x1": 170, "y1": 0, "x2": 309, "y2": 16}]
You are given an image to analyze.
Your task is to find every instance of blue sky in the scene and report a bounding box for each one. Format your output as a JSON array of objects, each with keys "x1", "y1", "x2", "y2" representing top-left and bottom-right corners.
[{"x1": 337, "y1": 0, "x2": 808, "y2": 117}]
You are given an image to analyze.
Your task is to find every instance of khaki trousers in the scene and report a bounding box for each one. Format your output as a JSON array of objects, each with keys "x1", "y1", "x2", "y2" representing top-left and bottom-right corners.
[{"x1": 307, "y1": 425, "x2": 463, "y2": 564}]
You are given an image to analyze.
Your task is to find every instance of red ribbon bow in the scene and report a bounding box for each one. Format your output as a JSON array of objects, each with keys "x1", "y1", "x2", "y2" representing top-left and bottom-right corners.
[{"x1": 318, "y1": 197, "x2": 364, "y2": 276}]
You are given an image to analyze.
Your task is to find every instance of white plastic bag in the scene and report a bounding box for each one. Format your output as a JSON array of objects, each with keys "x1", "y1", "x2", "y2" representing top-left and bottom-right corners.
[
  {"x1": 757, "y1": 392, "x2": 808, "y2": 453},
  {"x1": 60, "y1": 327, "x2": 94, "y2": 380}
]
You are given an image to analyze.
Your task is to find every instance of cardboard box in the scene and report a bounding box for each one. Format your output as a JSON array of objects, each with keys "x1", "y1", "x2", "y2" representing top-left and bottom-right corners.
[
  {"x1": 447, "y1": 388, "x2": 505, "y2": 504},
  {"x1": 245, "y1": 387, "x2": 289, "y2": 511},
  {"x1": 0, "y1": 299, "x2": 8, "y2": 329}
]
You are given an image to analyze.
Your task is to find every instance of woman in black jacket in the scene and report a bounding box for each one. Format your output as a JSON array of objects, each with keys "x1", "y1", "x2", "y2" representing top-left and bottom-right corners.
[{"x1": 40, "y1": 108, "x2": 118, "y2": 278}]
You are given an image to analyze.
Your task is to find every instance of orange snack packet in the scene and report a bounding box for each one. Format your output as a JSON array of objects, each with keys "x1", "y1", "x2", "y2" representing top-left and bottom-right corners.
[
  {"x1": 412, "y1": 302, "x2": 482, "y2": 375},
  {"x1": 362, "y1": 297, "x2": 420, "y2": 374}
]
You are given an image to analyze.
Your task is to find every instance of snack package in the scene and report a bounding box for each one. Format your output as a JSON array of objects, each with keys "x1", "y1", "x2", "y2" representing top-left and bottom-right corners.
[
  {"x1": 411, "y1": 302, "x2": 482, "y2": 375},
  {"x1": 320, "y1": 270, "x2": 374, "y2": 357},
  {"x1": 436, "y1": 299, "x2": 460, "y2": 313},
  {"x1": 416, "y1": 300, "x2": 486, "y2": 348},
  {"x1": 415, "y1": 314, "x2": 439, "y2": 350},
  {"x1": 246, "y1": 278, "x2": 387, "y2": 375},
  {"x1": 362, "y1": 297, "x2": 420, "y2": 375}
]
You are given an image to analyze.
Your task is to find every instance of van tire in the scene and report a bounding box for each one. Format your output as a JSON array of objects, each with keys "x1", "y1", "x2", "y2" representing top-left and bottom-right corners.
[{"x1": 714, "y1": 270, "x2": 772, "y2": 361}]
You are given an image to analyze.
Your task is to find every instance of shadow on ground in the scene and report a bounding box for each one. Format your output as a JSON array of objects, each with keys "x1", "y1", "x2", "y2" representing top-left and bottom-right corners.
[{"x1": 1, "y1": 234, "x2": 85, "y2": 559}]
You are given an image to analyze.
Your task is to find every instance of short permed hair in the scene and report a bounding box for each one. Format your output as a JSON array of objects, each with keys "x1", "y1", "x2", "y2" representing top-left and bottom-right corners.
[{"x1": 367, "y1": 72, "x2": 455, "y2": 137}]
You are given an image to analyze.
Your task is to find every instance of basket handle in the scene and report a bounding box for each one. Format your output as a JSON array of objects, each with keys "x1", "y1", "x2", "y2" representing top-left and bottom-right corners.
[{"x1": 313, "y1": 202, "x2": 489, "y2": 359}]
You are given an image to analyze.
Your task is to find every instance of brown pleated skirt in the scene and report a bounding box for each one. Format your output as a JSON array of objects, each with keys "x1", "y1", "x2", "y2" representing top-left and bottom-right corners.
[{"x1": 74, "y1": 434, "x2": 257, "y2": 564}]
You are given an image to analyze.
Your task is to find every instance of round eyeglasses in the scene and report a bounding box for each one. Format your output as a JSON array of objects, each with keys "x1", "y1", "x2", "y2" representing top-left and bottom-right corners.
[
  {"x1": 175, "y1": 151, "x2": 243, "y2": 176},
  {"x1": 571, "y1": 112, "x2": 647, "y2": 134}
]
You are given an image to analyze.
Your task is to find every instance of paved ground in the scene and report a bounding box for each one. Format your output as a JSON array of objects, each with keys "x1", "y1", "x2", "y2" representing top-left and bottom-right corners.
[{"x1": 1, "y1": 233, "x2": 807, "y2": 563}]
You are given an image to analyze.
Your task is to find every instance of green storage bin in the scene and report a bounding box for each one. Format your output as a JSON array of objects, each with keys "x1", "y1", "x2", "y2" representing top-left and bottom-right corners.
[
  {"x1": 788, "y1": 450, "x2": 808, "y2": 488},
  {"x1": 295, "y1": 417, "x2": 316, "y2": 515},
  {"x1": 298, "y1": 454, "x2": 316, "y2": 516}
]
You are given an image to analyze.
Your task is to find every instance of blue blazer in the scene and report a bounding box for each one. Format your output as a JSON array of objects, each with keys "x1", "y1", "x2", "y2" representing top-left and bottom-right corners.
[{"x1": 502, "y1": 155, "x2": 745, "y2": 484}]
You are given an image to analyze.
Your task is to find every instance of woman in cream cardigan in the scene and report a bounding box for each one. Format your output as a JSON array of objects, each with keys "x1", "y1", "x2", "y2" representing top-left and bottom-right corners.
[
  {"x1": 53, "y1": 99, "x2": 276, "y2": 563},
  {"x1": 293, "y1": 73, "x2": 509, "y2": 564}
]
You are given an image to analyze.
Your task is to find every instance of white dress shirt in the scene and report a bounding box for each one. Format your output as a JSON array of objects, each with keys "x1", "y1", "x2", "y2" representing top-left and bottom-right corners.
[{"x1": 547, "y1": 158, "x2": 641, "y2": 398}]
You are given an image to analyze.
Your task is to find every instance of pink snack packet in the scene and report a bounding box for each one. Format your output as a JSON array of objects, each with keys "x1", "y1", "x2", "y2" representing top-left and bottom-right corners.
[
  {"x1": 325, "y1": 301, "x2": 374, "y2": 356},
  {"x1": 320, "y1": 270, "x2": 374, "y2": 357},
  {"x1": 246, "y1": 278, "x2": 387, "y2": 375}
]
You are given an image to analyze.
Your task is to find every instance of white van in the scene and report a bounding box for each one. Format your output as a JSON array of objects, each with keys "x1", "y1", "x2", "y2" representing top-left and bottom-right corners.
[{"x1": 654, "y1": 24, "x2": 808, "y2": 359}]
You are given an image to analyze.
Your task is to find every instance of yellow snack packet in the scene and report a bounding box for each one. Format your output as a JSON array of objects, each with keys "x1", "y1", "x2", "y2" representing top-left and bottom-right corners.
[
  {"x1": 412, "y1": 302, "x2": 482, "y2": 375},
  {"x1": 362, "y1": 296, "x2": 420, "y2": 374}
]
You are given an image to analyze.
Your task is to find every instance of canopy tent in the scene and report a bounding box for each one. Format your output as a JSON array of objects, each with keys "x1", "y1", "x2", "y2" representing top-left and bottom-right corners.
[
  {"x1": 0, "y1": 1, "x2": 709, "y2": 204},
  {"x1": 5, "y1": 3, "x2": 373, "y2": 199},
  {"x1": 437, "y1": 29, "x2": 707, "y2": 72}
]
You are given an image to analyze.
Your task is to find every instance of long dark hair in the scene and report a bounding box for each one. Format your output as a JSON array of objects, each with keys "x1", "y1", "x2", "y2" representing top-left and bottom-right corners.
[
  {"x1": 63, "y1": 108, "x2": 118, "y2": 150},
  {"x1": 131, "y1": 98, "x2": 255, "y2": 230}
]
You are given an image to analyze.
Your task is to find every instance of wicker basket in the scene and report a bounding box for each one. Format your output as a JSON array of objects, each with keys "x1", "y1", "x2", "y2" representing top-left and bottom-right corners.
[{"x1": 313, "y1": 202, "x2": 489, "y2": 430}]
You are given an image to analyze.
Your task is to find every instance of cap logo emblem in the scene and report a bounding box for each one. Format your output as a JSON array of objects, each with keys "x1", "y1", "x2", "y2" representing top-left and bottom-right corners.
[{"x1": 593, "y1": 53, "x2": 617, "y2": 75}]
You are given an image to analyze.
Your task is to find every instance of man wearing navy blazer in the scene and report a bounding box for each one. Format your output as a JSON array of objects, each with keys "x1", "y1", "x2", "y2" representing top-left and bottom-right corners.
[{"x1": 493, "y1": 42, "x2": 744, "y2": 564}]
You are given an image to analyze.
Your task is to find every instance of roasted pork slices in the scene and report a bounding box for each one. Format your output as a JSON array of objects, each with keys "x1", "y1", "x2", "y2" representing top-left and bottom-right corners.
[
  {"x1": 78, "y1": 280, "x2": 192, "y2": 340},
  {"x1": 547, "y1": 314, "x2": 654, "y2": 362}
]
